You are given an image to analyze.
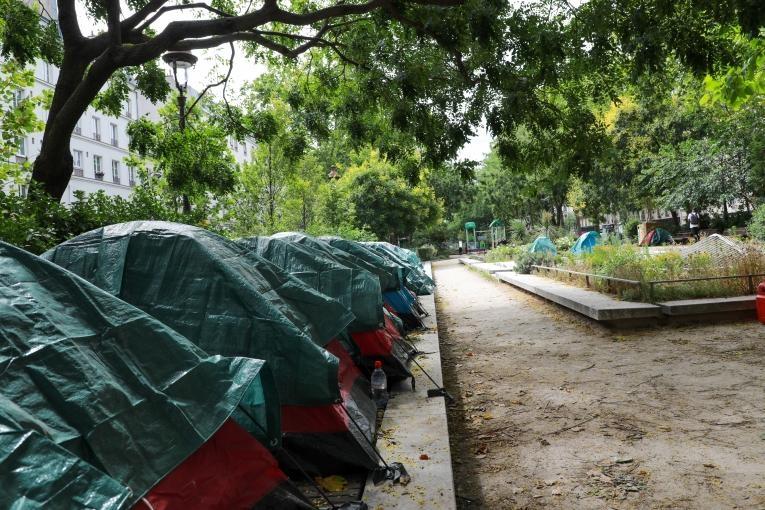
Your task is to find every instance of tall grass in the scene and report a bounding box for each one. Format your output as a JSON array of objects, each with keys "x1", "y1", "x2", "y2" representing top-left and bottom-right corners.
[{"x1": 554, "y1": 244, "x2": 765, "y2": 302}]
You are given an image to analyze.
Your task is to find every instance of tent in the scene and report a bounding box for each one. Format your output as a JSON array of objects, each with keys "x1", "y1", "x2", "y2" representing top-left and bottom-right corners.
[
  {"x1": 640, "y1": 227, "x2": 674, "y2": 246},
  {"x1": 321, "y1": 237, "x2": 406, "y2": 292},
  {"x1": 529, "y1": 236, "x2": 557, "y2": 255},
  {"x1": 247, "y1": 234, "x2": 412, "y2": 381},
  {"x1": 321, "y1": 238, "x2": 424, "y2": 330},
  {"x1": 0, "y1": 242, "x2": 311, "y2": 509},
  {"x1": 364, "y1": 242, "x2": 435, "y2": 295},
  {"x1": 44, "y1": 222, "x2": 378, "y2": 475},
  {"x1": 571, "y1": 231, "x2": 601, "y2": 255}
]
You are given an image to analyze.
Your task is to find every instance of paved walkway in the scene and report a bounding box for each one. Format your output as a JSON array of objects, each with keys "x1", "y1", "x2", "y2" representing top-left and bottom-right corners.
[{"x1": 433, "y1": 259, "x2": 765, "y2": 509}]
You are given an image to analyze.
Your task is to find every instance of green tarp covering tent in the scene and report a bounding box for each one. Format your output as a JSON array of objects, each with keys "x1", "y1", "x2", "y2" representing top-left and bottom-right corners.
[
  {"x1": 271, "y1": 232, "x2": 384, "y2": 332},
  {"x1": 571, "y1": 230, "x2": 601, "y2": 255},
  {"x1": 364, "y1": 242, "x2": 435, "y2": 295},
  {"x1": 321, "y1": 237, "x2": 406, "y2": 291},
  {"x1": 257, "y1": 234, "x2": 412, "y2": 381},
  {"x1": 529, "y1": 236, "x2": 557, "y2": 255},
  {"x1": 0, "y1": 241, "x2": 285, "y2": 508},
  {"x1": 44, "y1": 222, "x2": 379, "y2": 474}
]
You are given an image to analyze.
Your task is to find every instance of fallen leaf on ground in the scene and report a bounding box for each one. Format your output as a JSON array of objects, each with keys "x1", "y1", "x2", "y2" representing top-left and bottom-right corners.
[
  {"x1": 420, "y1": 454, "x2": 430, "y2": 460},
  {"x1": 315, "y1": 475, "x2": 348, "y2": 492}
]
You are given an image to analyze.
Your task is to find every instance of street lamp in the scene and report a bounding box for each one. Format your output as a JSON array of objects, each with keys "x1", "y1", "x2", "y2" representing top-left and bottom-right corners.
[
  {"x1": 162, "y1": 50, "x2": 197, "y2": 213},
  {"x1": 162, "y1": 50, "x2": 197, "y2": 131}
]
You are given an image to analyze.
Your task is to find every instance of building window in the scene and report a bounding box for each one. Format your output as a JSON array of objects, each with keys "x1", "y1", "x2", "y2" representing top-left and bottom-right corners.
[
  {"x1": 94, "y1": 155, "x2": 103, "y2": 179},
  {"x1": 243, "y1": 143, "x2": 247, "y2": 156},
  {"x1": 72, "y1": 150, "x2": 83, "y2": 176},
  {"x1": 128, "y1": 165, "x2": 136, "y2": 186},
  {"x1": 74, "y1": 117, "x2": 82, "y2": 135},
  {"x1": 43, "y1": 62, "x2": 51, "y2": 83},
  {"x1": 111, "y1": 160, "x2": 120, "y2": 184},
  {"x1": 16, "y1": 138, "x2": 26, "y2": 157},
  {"x1": 126, "y1": 98, "x2": 133, "y2": 119},
  {"x1": 92, "y1": 116, "x2": 101, "y2": 141},
  {"x1": 110, "y1": 123, "x2": 118, "y2": 146}
]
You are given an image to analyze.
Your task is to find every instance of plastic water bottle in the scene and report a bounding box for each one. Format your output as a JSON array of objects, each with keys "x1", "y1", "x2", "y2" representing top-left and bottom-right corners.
[{"x1": 370, "y1": 360, "x2": 388, "y2": 408}]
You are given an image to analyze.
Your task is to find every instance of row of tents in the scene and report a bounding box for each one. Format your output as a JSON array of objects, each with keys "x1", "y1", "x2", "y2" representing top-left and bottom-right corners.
[
  {"x1": 529, "y1": 227, "x2": 676, "y2": 257},
  {"x1": 1, "y1": 221, "x2": 435, "y2": 509}
]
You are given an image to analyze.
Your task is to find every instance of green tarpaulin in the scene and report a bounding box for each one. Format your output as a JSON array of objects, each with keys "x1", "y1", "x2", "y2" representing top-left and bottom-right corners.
[
  {"x1": 43, "y1": 222, "x2": 344, "y2": 407},
  {"x1": 321, "y1": 237, "x2": 406, "y2": 291},
  {"x1": 364, "y1": 242, "x2": 434, "y2": 295},
  {"x1": 529, "y1": 236, "x2": 557, "y2": 255},
  {"x1": 271, "y1": 232, "x2": 384, "y2": 331},
  {"x1": 0, "y1": 241, "x2": 278, "y2": 507}
]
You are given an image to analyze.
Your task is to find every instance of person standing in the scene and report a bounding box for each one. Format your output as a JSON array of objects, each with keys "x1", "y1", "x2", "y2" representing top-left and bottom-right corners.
[
  {"x1": 688, "y1": 209, "x2": 701, "y2": 241},
  {"x1": 458, "y1": 239, "x2": 463, "y2": 255}
]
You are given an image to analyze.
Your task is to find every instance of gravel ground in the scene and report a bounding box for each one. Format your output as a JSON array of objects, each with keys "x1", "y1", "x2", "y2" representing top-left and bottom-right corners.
[{"x1": 433, "y1": 259, "x2": 765, "y2": 509}]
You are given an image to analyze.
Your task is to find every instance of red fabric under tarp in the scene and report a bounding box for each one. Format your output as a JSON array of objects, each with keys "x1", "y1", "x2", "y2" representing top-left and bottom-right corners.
[
  {"x1": 383, "y1": 314, "x2": 404, "y2": 341},
  {"x1": 281, "y1": 339, "x2": 360, "y2": 434},
  {"x1": 349, "y1": 327, "x2": 395, "y2": 358},
  {"x1": 135, "y1": 419, "x2": 286, "y2": 510}
]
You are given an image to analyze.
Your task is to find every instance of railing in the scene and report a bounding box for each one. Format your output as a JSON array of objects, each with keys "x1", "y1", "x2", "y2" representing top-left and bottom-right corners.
[
  {"x1": 648, "y1": 273, "x2": 765, "y2": 297},
  {"x1": 532, "y1": 265, "x2": 765, "y2": 302},
  {"x1": 531, "y1": 265, "x2": 642, "y2": 294},
  {"x1": 73, "y1": 167, "x2": 83, "y2": 177}
]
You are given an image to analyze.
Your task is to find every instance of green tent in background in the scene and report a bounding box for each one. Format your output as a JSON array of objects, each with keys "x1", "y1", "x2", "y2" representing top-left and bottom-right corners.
[
  {"x1": 529, "y1": 235, "x2": 557, "y2": 255},
  {"x1": 0, "y1": 241, "x2": 279, "y2": 507}
]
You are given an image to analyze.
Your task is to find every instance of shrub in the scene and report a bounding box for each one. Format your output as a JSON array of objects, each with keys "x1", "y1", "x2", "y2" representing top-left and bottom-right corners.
[
  {"x1": 623, "y1": 218, "x2": 640, "y2": 241},
  {"x1": 554, "y1": 235, "x2": 576, "y2": 251},
  {"x1": 514, "y1": 251, "x2": 555, "y2": 274},
  {"x1": 507, "y1": 219, "x2": 527, "y2": 242},
  {"x1": 485, "y1": 244, "x2": 525, "y2": 262},
  {"x1": 416, "y1": 244, "x2": 437, "y2": 261},
  {"x1": 748, "y1": 204, "x2": 765, "y2": 241}
]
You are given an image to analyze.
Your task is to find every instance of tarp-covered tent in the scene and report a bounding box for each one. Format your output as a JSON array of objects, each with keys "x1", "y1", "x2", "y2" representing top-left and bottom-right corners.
[
  {"x1": 640, "y1": 227, "x2": 674, "y2": 246},
  {"x1": 529, "y1": 235, "x2": 557, "y2": 255},
  {"x1": 364, "y1": 242, "x2": 435, "y2": 295},
  {"x1": 319, "y1": 238, "x2": 424, "y2": 330},
  {"x1": 44, "y1": 222, "x2": 378, "y2": 475},
  {"x1": 321, "y1": 237, "x2": 406, "y2": 292},
  {"x1": 571, "y1": 231, "x2": 601, "y2": 255},
  {"x1": 260, "y1": 233, "x2": 412, "y2": 380},
  {"x1": 0, "y1": 242, "x2": 311, "y2": 509}
]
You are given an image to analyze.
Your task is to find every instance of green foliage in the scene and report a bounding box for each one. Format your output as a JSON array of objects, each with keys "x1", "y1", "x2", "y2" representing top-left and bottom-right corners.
[
  {"x1": 554, "y1": 235, "x2": 576, "y2": 251},
  {"x1": 623, "y1": 218, "x2": 641, "y2": 240},
  {"x1": 514, "y1": 251, "x2": 555, "y2": 274},
  {"x1": 416, "y1": 244, "x2": 438, "y2": 262},
  {"x1": 748, "y1": 204, "x2": 765, "y2": 241},
  {"x1": 127, "y1": 100, "x2": 237, "y2": 204},
  {"x1": 485, "y1": 244, "x2": 525, "y2": 263},
  {"x1": 0, "y1": 0, "x2": 61, "y2": 65},
  {"x1": 0, "y1": 60, "x2": 44, "y2": 183},
  {"x1": 340, "y1": 150, "x2": 442, "y2": 242}
]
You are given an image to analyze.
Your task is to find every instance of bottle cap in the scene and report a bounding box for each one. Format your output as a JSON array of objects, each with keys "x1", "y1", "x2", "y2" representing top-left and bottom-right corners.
[{"x1": 374, "y1": 360, "x2": 382, "y2": 369}]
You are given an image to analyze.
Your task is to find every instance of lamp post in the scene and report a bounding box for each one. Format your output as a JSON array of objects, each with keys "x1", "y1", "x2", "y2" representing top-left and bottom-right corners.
[
  {"x1": 162, "y1": 50, "x2": 197, "y2": 213},
  {"x1": 162, "y1": 51, "x2": 197, "y2": 131}
]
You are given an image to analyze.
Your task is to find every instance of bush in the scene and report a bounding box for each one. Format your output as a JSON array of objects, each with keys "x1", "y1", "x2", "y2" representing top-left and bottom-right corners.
[
  {"x1": 485, "y1": 244, "x2": 525, "y2": 262},
  {"x1": 507, "y1": 219, "x2": 527, "y2": 243},
  {"x1": 554, "y1": 235, "x2": 576, "y2": 251},
  {"x1": 623, "y1": 218, "x2": 640, "y2": 241},
  {"x1": 514, "y1": 251, "x2": 555, "y2": 274},
  {"x1": 416, "y1": 244, "x2": 437, "y2": 261},
  {"x1": 748, "y1": 204, "x2": 765, "y2": 241}
]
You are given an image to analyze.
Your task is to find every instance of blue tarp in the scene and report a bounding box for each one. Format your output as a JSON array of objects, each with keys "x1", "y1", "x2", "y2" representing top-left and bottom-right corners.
[
  {"x1": 529, "y1": 236, "x2": 557, "y2": 255},
  {"x1": 571, "y1": 231, "x2": 601, "y2": 255}
]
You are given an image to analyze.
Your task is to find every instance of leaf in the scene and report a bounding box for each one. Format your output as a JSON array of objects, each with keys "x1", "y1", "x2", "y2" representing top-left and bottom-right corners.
[{"x1": 315, "y1": 475, "x2": 348, "y2": 493}]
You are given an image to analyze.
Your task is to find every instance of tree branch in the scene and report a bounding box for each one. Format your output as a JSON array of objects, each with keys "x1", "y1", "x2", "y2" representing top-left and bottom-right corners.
[
  {"x1": 121, "y1": 0, "x2": 170, "y2": 33},
  {"x1": 186, "y1": 42, "x2": 236, "y2": 117},
  {"x1": 106, "y1": 0, "x2": 122, "y2": 47},
  {"x1": 135, "y1": 2, "x2": 235, "y2": 34},
  {"x1": 57, "y1": 0, "x2": 84, "y2": 45}
]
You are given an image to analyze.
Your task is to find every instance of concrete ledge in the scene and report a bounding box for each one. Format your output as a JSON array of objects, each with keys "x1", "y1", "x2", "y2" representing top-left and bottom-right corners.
[
  {"x1": 495, "y1": 272, "x2": 662, "y2": 322},
  {"x1": 458, "y1": 257, "x2": 481, "y2": 266},
  {"x1": 363, "y1": 262, "x2": 456, "y2": 509},
  {"x1": 659, "y1": 295, "x2": 755, "y2": 316}
]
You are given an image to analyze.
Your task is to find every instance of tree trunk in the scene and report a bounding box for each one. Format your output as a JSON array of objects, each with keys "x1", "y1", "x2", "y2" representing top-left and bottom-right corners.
[
  {"x1": 670, "y1": 210, "x2": 679, "y2": 226},
  {"x1": 30, "y1": 51, "x2": 113, "y2": 201}
]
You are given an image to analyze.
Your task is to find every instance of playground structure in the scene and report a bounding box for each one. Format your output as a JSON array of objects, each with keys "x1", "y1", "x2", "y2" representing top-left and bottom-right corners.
[{"x1": 464, "y1": 220, "x2": 506, "y2": 253}]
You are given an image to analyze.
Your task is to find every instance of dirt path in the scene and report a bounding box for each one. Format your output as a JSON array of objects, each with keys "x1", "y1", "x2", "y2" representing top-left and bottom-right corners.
[{"x1": 433, "y1": 259, "x2": 765, "y2": 509}]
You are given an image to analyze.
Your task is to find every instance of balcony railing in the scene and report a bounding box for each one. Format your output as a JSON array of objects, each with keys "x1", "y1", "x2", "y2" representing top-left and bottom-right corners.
[
  {"x1": 113, "y1": 176, "x2": 120, "y2": 184},
  {"x1": 73, "y1": 167, "x2": 83, "y2": 177},
  {"x1": 74, "y1": 127, "x2": 82, "y2": 135},
  {"x1": 94, "y1": 133, "x2": 101, "y2": 141},
  {"x1": 111, "y1": 138, "x2": 118, "y2": 147},
  {"x1": 95, "y1": 172, "x2": 104, "y2": 181}
]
